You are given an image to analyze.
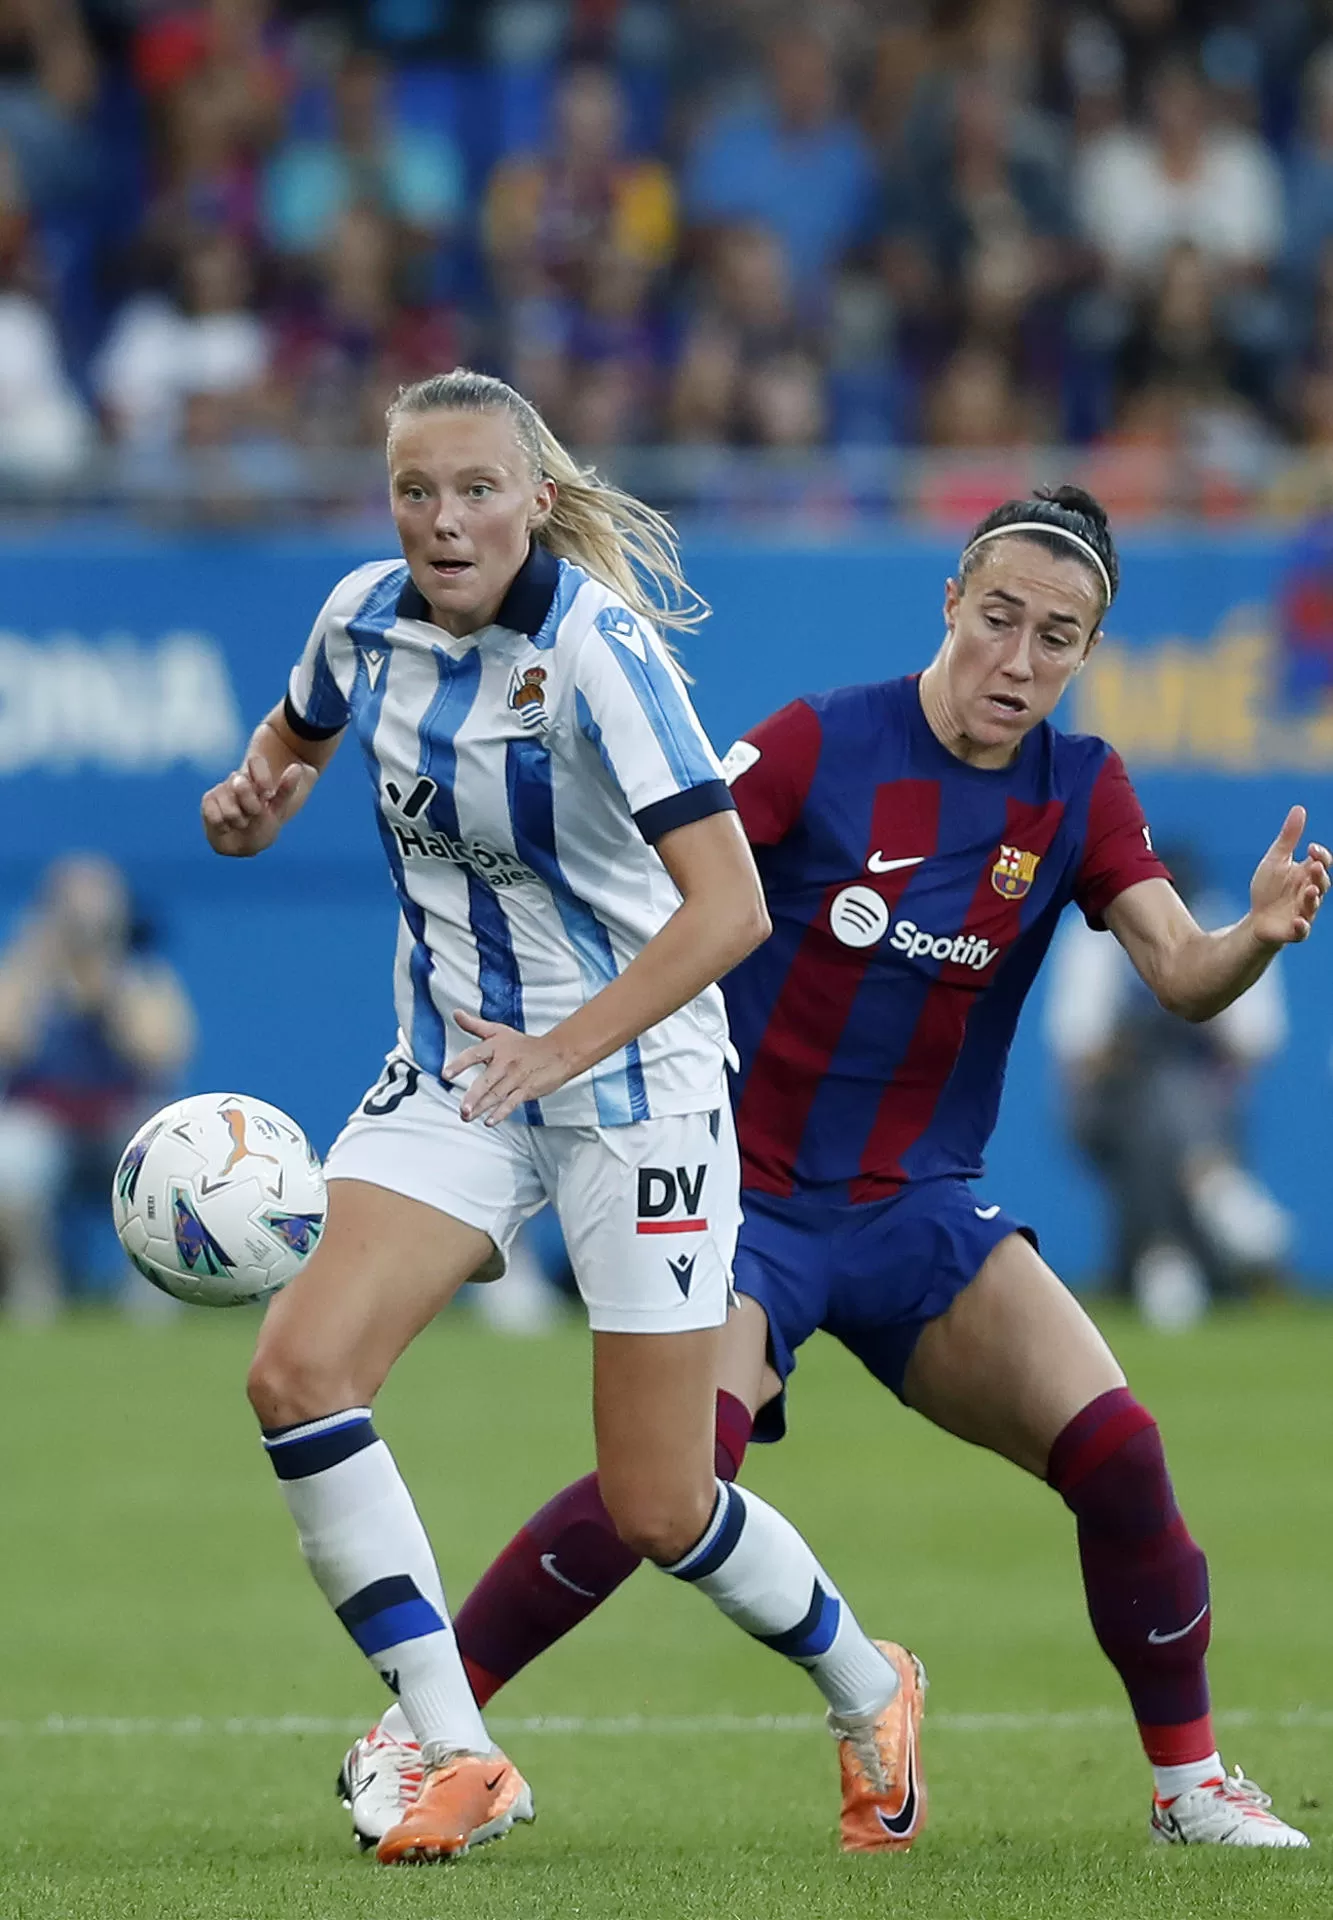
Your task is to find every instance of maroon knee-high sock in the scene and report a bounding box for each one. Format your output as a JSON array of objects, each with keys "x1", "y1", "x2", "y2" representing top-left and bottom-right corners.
[
  {"x1": 1047, "y1": 1387, "x2": 1215, "y2": 1767},
  {"x1": 455, "y1": 1389, "x2": 754, "y2": 1704}
]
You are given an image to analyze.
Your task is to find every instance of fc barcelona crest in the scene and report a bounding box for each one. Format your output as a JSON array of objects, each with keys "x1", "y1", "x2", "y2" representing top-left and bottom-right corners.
[{"x1": 991, "y1": 844, "x2": 1041, "y2": 899}]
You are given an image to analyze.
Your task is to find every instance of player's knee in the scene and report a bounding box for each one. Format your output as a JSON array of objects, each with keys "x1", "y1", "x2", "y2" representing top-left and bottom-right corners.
[
  {"x1": 246, "y1": 1338, "x2": 356, "y2": 1430},
  {"x1": 601, "y1": 1484, "x2": 717, "y2": 1566},
  {"x1": 1048, "y1": 1388, "x2": 1184, "y2": 1539}
]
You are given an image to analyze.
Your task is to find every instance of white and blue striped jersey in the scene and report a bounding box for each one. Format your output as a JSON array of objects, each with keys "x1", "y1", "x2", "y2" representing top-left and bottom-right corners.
[{"x1": 285, "y1": 543, "x2": 736, "y2": 1127}]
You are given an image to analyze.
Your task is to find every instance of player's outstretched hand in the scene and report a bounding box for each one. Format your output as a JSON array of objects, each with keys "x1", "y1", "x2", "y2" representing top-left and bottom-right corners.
[
  {"x1": 445, "y1": 1012, "x2": 572, "y2": 1126},
  {"x1": 1248, "y1": 806, "x2": 1331, "y2": 947},
  {"x1": 201, "y1": 752, "x2": 317, "y2": 857}
]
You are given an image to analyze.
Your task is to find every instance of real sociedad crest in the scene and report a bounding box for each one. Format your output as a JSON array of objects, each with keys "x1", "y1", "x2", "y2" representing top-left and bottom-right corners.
[
  {"x1": 991, "y1": 844, "x2": 1041, "y2": 899},
  {"x1": 508, "y1": 664, "x2": 548, "y2": 730}
]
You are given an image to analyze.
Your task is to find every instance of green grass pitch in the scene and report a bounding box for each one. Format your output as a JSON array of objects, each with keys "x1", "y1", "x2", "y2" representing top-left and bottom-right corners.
[{"x1": 1, "y1": 1298, "x2": 1329, "y2": 1919}]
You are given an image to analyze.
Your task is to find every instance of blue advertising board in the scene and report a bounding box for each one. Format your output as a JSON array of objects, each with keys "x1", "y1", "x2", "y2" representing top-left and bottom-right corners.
[{"x1": 3, "y1": 526, "x2": 1330, "y2": 1285}]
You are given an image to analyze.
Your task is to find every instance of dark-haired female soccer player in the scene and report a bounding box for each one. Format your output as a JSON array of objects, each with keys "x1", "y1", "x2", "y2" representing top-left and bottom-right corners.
[{"x1": 341, "y1": 486, "x2": 1326, "y2": 1852}]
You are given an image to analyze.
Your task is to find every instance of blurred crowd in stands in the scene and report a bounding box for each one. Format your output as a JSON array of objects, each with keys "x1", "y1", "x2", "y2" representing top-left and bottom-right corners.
[{"x1": 3, "y1": 0, "x2": 1333, "y2": 517}]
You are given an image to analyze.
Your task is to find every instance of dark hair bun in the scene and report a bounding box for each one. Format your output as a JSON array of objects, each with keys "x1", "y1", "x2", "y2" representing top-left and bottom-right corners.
[
  {"x1": 1036, "y1": 484, "x2": 1110, "y2": 538},
  {"x1": 963, "y1": 483, "x2": 1119, "y2": 607}
]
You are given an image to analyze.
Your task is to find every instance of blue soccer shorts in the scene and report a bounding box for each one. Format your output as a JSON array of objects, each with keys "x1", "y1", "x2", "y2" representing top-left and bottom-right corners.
[{"x1": 733, "y1": 1178, "x2": 1036, "y2": 1441}]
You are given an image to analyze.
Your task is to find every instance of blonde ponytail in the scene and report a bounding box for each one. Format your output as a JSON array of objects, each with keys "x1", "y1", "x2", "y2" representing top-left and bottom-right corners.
[{"x1": 387, "y1": 370, "x2": 708, "y2": 640}]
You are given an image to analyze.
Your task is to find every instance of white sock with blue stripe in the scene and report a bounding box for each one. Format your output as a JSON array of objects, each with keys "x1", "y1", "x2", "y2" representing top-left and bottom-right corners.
[
  {"x1": 663, "y1": 1482, "x2": 898, "y2": 1719},
  {"x1": 262, "y1": 1409, "x2": 490, "y2": 1759}
]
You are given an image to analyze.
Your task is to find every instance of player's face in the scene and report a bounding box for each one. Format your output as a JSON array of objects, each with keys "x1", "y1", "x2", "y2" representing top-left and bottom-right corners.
[
  {"x1": 389, "y1": 409, "x2": 557, "y2": 636},
  {"x1": 938, "y1": 541, "x2": 1103, "y2": 760}
]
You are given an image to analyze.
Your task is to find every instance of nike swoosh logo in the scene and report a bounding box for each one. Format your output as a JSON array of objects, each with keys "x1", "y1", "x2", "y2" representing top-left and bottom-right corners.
[
  {"x1": 1147, "y1": 1603, "x2": 1209, "y2": 1645},
  {"x1": 876, "y1": 1733, "x2": 919, "y2": 1838},
  {"x1": 974, "y1": 1205, "x2": 1002, "y2": 1220},
  {"x1": 348, "y1": 1771, "x2": 377, "y2": 1801},
  {"x1": 484, "y1": 1772, "x2": 505, "y2": 1793},
  {"x1": 540, "y1": 1551, "x2": 597, "y2": 1598},
  {"x1": 867, "y1": 853, "x2": 925, "y2": 874}
]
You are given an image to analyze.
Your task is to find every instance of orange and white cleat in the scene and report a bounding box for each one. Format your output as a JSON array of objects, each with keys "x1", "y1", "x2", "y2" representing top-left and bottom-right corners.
[
  {"x1": 337, "y1": 1718, "x2": 422, "y2": 1850},
  {"x1": 375, "y1": 1747, "x2": 534, "y2": 1865},
  {"x1": 828, "y1": 1640, "x2": 927, "y2": 1853}
]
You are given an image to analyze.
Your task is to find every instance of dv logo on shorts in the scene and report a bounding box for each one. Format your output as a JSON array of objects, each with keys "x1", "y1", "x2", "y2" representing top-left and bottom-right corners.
[{"x1": 636, "y1": 1165, "x2": 707, "y2": 1236}]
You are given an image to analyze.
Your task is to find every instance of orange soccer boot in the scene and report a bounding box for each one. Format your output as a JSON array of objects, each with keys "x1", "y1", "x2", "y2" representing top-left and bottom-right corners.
[
  {"x1": 828, "y1": 1640, "x2": 928, "y2": 1852},
  {"x1": 374, "y1": 1748, "x2": 534, "y2": 1865}
]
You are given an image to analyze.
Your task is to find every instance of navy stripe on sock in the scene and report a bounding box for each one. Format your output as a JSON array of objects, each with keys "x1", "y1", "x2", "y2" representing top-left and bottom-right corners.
[
  {"x1": 335, "y1": 1576, "x2": 445, "y2": 1657},
  {"x1": 755, "y1": 1579, "x2": 841, "y2": 1659},
  {"x1": 669, "y1": 1484, "x2": 747, "y2": 1583},
  {"x1": 263, "y1": 1417, "x2": 377, "y2": 1480}
]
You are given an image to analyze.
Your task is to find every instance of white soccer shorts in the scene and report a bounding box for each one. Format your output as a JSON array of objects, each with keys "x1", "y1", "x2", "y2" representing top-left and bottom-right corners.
[{"x1": 322, "y1": 1050, "x2": 739, "y2": 1335}]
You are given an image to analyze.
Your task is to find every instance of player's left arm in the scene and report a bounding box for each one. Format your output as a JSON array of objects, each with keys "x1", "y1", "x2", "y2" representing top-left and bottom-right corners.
[
  {"x1": 448, "y1": 810, "x2": 769, "y2": 1124},
  {"x1": 1106, "y1": 806, "x2": 1330, "y2": 1022}
]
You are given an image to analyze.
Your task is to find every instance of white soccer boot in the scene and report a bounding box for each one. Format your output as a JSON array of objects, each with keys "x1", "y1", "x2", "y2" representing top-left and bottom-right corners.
[
  {"x1": 337, "y1": 1718, "x2": 423, "y2": 1848},
  {"x1": 1151, "y1": 1765, "x2": 1310, "y2": 1847}
]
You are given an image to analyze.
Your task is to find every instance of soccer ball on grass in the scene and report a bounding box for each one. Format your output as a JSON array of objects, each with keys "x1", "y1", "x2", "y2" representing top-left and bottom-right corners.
[{"x1": 112, "y1": 1092, "x2": 326, "y2": 1307}]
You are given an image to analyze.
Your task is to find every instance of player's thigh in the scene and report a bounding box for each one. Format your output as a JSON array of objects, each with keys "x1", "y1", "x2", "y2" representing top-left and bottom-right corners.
[
  {"x1": 540, "y1": 1105, "x2": 739, "y2": 1558},
  {"x1": 592, "y1": 1323, "x2": 724, "y2": 1562},
  {"x1": 717, "y1": 1293, "x2": 779, "y2": 1415},
  {"x1": 902, "y1": 1230, "x2": 1125, "y2": 1478},
  {"x1": 251, "y1": 1178, "x2": 492, "y2": 1418},
  {"x1": 250, "y1": 1054, "x2": 543, "y2": 1417}
]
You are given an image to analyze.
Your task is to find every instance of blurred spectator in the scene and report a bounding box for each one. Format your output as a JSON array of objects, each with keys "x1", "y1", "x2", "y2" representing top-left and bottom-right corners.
[
  {"x1": 668, "y1": 223, "x2": 808, "y2": 445},
  {"x1": 883, "y1": 69, "x2": 1070, "y2": 295},
  {"x1": 0, "y1": 856, "x2": 194, "y2": 1319},
  {"x1": 0, "y1": 143, "x2": 94, "y2": 479},
  {"x1": 1076, "y1": 54, "x2": 1284, "y2": 287},
  {"x1": 683, "y1": 24, "x2": 875, "y2": 306},
  {"x1": 1285, "y1": 44, "x2": 1333, "y2": 298},
  {"x1": 742, "y1": 350, "x2": 825, "y2": 450},
  {"x1": 0, "y1": 0, "x2": 96, "y2": 212},
  {"x1": 267, "y1": 205, "x2": 457, "y2": 447},
  {"x1": 881, "y1": 67, "x2": 1073, "y2": 420},
  {"x1": 924, "y1": 342, "x2": 1043, "y2": 449},
  {"x1": 485, "y1": 63, "x2": 675, "y2": 301},
  {"x1": 96, "y1": 230, "x2": 271, "y2": 452},
  {"x1": 1045, "y1": 845, "x2": 1291, "y2": 1330},
  {"x1": 260, "y1": 48, "x2": 463, "y2": 264}
]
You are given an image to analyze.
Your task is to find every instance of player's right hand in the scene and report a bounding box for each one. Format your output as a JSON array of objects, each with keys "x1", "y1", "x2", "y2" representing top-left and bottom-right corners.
[{"x1": 201, "y1": 752, "x2": 316, "y2": 857}]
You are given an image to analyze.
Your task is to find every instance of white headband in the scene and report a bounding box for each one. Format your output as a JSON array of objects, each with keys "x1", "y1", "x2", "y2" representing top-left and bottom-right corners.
[{"x1": 961, "y1": 521, "x2": 1113, "y2": 612}]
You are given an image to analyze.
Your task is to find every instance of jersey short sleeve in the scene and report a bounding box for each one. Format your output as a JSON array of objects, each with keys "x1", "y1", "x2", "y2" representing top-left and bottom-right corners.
[
  {"x1": 722, "y1": 698, "x2": 823, "y2": 847},
  {"x1": 284, "y1": 567, "x2": 379, "y2": 740},
  {"x1": 1075, "y1": 749, "x2": 1172, "y2": 928},
  {"x1": 574, "y1": 604, "x2": 734, "y2": 842}
]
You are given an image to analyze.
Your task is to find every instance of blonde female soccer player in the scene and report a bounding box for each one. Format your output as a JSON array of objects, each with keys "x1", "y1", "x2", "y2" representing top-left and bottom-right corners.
[{"x1": 201, "y1": 370, "x2": 917, "y2": 1865}]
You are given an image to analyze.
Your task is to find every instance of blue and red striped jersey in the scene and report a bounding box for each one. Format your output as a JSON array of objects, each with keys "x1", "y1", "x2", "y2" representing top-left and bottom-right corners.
[{"x1": 724, "y1": 676, "x2": 1168, "y2": 1202}]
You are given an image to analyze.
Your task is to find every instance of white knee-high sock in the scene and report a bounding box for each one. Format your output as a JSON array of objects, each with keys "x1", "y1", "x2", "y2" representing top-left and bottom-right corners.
[
  {"x1": 663, "y1": 1481, "x2": 897, "y2": 1719},
  {"x1": 263, "y1": 1409, "x2": 489, "y2": 1758}
]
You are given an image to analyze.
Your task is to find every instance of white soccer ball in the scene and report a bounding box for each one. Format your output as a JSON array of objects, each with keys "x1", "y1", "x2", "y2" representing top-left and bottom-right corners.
[{"x1": 111, "y1": 1092, "x2": 326, "y2": 1307}]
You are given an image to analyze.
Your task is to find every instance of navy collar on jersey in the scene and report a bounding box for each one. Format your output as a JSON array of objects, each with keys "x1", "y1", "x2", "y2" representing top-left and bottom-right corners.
[{"x1": 394, "y1": 542, "x2": 559, "y2": 639}]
